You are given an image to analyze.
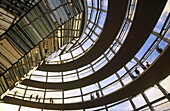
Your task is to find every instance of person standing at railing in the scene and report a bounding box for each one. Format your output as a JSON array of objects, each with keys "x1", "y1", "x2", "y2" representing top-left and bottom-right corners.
[
  {"x1": 90, "y1": 93, "x2": 94, "y2": 100},
  {"x1": 38, "y1": 96, "x2": 41, "y2": 102},
  {"x1": 14, "y1": 91, "x2": 17, "y2": 97},
  {"x1": 130, "y1": 74, "x2": 137, "y2": 80},
  {"x1": 35, "y1": 94, "x2": 39, "y2": 101},
  {"x1": 29, "y1": 94, "x2": 33, "y2": 100},
  {"x1": 135, "y1": 67, "x2": 140, "y2": 75},
  {"x1": 96, "y1": 91, "x2": 100, "y2": 98},
  {"x1": 156, "y1": 46, "x2": 163, "y2": 53},
  {"x1": 50, "y1": 97, "x2": 54, "y2": 104},
  {"x1": 141, "y1": 64, "x2": 147, "y2": 70},
  {"x1": 146, "y1": 61, "x2": 150, "y2": 67}
]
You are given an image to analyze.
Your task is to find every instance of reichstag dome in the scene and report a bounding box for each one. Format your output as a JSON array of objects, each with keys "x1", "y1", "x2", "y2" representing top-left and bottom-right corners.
[{"x1": 0, "y1": 0, "x2": 170, "y2": 110}]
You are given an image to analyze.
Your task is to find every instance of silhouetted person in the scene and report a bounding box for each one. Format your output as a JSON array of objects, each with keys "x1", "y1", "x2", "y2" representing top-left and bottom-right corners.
[
  {"x1": 14, "y1": 91, "x2": 17, "y2": 97},
  {"x1": 38, "y1": 97, "x2": 41, "y2": 102},
  {"x1": 96, "y1": 91, "x2": 100, "y2": 98},
  {"x1": 45, "y1": 49, "x2": 48, "y2": 53},
  {"x1": 35, "y1": 94, "x2": 39, "y2": 101},
  {"x1": 134, "y1": 67, "x2": 140, "y2": 75},
  {"x1": 146, "y1": 61, "x2": 150, "y2": 67},
  {"x1": 50, "y1": 97, "x2": 53, "y2": 104},
  {"x1": 156, "y1": 46, "x2": 162, "y2": 53},
  {"x1": 29, "y1": 94, "x2": 33, "y2": 100},
  {"x1": 130, "y1": 74, "x2": 137, "y2": 80},
  {"x1": 90, "y1": 93, "x2": 94, "y2": 100},
  {"x1": 60, "y1": 18, "x2": 62, "y2": 23},
  {"x1": 50, "y1": 98, "x2": 52, "y2": 103},
  {"x1": 141, "y1": 64, "x2": 147, "y2": 70}
]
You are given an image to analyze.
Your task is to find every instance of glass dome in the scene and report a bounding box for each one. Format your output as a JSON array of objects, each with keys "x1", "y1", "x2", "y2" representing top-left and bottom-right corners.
[{"x1": 0, "y1": 0, "x2": 170, "y2": 111}]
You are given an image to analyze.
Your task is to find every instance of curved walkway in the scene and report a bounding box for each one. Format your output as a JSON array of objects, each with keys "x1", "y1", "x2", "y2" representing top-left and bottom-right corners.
[
  {"x1": 37, "y1": 0, "x2": 128, "y2": 72},
  {"x1": 21, "y1": 0, "x2": 167, "y2": 90},
  {"x1": 3, "y1": 41, "x2": 170, "y2": 110}
]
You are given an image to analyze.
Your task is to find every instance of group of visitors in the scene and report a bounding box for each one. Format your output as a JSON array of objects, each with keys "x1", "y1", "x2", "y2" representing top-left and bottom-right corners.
[
  {"x1": 131, "y1": 45, "x2": 163, "y2": 79},
  {"x1": 90, "y1": 91, "x2": 100, "y2": 100},
  {"x1": 29, "y1": 94, "x2": 41, "y2": 102}
]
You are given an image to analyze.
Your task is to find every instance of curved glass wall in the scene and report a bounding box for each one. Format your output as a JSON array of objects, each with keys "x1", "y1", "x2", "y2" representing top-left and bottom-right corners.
[{"x1": 5, "y1": 7, "x2": 170, "y2": 103}]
